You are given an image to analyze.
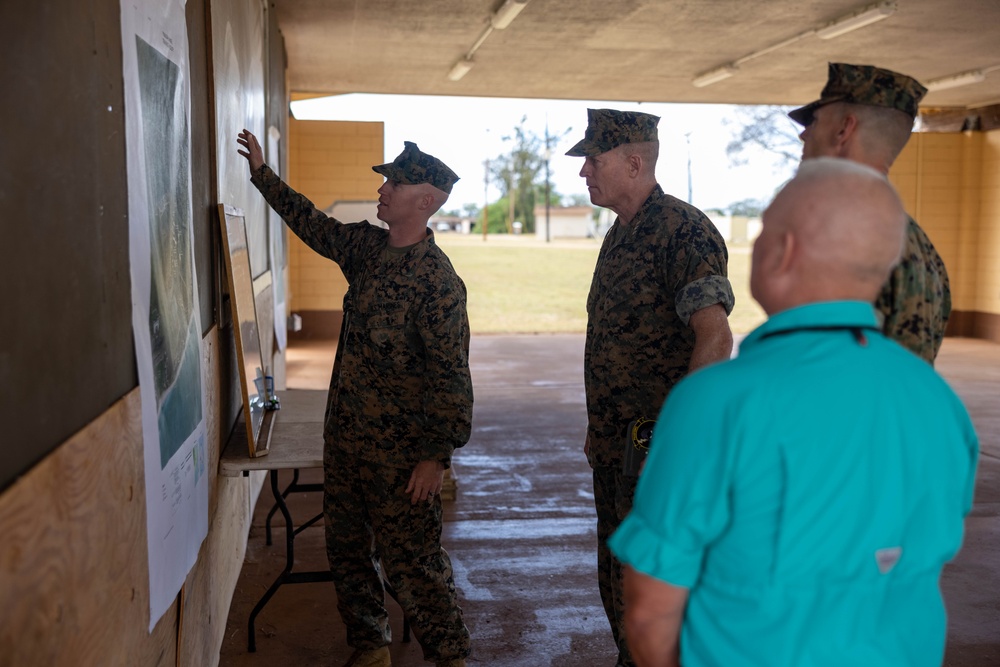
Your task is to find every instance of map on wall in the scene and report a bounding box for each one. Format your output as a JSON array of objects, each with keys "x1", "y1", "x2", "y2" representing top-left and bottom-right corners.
[
  {"x1": 267, "y1": 126, "x2": 288, "y2": 352},
  {"x1": 120, "y1": 0, "x2": 209, "y2": 630},
  {"x1": 136, "y1": 36, "x2": 205, "y2": 467}
]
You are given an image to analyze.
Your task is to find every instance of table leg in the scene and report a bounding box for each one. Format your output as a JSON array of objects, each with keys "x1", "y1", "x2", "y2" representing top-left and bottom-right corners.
[
  {"x1": 248, "y1": 470, "x2": 333, "y2": 652},
  {"x1": 246, "y1": 469, "x2": 410, "y2": 651},
  {"x1": 265, "y1": 468, "x2": 300, "y2": 546}
]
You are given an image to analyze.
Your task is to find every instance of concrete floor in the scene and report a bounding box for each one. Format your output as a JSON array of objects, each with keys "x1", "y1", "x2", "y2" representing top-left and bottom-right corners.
[{"x1": 219, "y1": 335, "x2": 1000, "y2": 666}]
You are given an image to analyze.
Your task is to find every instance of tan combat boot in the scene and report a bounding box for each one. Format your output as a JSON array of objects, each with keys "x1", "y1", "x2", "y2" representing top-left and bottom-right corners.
[{"x1": 342, "y1": 646, "x2": 391, "y2": 667}]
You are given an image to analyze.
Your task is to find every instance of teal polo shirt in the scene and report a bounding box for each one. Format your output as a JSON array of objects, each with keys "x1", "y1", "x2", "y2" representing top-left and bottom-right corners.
[{"x1": 610, "y1": 301, "x2": 978, "y2": 667}]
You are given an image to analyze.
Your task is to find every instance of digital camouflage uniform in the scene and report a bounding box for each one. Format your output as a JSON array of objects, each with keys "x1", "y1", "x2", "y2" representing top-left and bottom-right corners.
[
  {"x1": 875, "y1": 216, "x2": 951, "y2": 364},
  {"x1": 250, "y1": 142, "x2": 473, "y2": 663},
  {"x1": 791, "y1": 63, "x2": 952, "y2": 365},
  {"x1": 568, "y1": 109, "x2": 736, "y2": 667}
]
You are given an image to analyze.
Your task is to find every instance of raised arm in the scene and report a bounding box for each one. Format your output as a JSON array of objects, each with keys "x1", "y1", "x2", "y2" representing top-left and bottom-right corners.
[
  {"x1": 236, "y1": 129, "x2": 264, "y2": 173},
  {"x1": 236, "y1": 130, "x2": 367, "y2": 272}
]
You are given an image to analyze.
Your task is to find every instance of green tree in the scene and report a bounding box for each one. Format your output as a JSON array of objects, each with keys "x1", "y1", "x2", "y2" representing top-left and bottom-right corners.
[
  {"x1": 490, "y1": 117, "x2": 543, "y2": 233},
  {"x1": 488, "y1": 118, "x2": 573, "y2": 234},
  {"x1": 485, "y1": 198, "x2": 512, "y2": 234}
]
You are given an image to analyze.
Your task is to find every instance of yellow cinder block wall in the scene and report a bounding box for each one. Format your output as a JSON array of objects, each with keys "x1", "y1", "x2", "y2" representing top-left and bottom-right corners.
[
  {"x1": 891, "y1": 132, "x2": 969, "y2": 309},
  {"x1": 979, "y1": 129, "x2": 1000, "y2": 317},
  {"x1": 286, "y1": 119, "x2": 384, "y2": 325},
  {"x1": 890, "y1": 127, "x2": 1000, "y2": 328}
]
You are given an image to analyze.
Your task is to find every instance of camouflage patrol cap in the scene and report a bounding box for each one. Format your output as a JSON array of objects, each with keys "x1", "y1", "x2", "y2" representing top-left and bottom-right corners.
[
  {"x1": 372, "y1": 141, "x2": 460, "y2": 194},
  {"x1": 565, "y1": 108, "x2": 660, "y2": 157},
  {"x1": 789, "y1": 62, "x2": 928, "y2": 126}
]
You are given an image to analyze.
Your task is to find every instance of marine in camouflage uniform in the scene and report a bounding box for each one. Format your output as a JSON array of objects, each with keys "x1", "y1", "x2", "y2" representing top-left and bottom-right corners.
[
  {"x1": 567, "y1": 109, "x2": 736, "y2": 667},
  {"x1": 875, "y1": 216, "x2": 951, "y2": 362},
  {"x1": 791, "y1": 62, "x2": 951, "y2": 364},
  {"x1": 244, "y1": 137, "x2": 472, "y2": 666}
]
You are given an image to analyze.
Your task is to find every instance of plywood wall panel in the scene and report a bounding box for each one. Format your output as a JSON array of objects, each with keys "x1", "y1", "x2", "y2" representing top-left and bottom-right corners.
[
  {"x1": 180, "y1": 476, "x2": 252, "y2": 667},
  {"x1": 0, "y1": 326, "x2": 263, "y2": 667},
  {"x1": 178, "y1": 326, "x2": 263, "y2": 667},
  {"x1": 0, "y1": 388, "x2": 176, "y2": 666}
]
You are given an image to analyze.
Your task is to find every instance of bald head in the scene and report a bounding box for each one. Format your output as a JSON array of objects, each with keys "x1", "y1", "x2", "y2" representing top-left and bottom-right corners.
[{"x1": 750, "y1": 157, "x2": 906, "y2": 315}]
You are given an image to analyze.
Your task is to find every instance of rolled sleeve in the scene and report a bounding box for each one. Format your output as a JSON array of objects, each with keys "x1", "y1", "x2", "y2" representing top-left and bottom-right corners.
[
  {"x1": 610, "y1": 512, "x2": 703, "y2": 588},
  {"x1": 664, "y1": 216, "x2": 735, "y2": 326},
  {"x1": 676, "y1": 274, "x2": 735, "y2": 325}
]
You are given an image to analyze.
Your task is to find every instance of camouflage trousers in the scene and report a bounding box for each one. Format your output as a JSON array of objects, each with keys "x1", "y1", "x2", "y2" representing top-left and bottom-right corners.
[
  {"x1": 324, "y1": 450, "x2": 471, "y2": 662},
  {"x1": 593, "y1": 465, "x2": 639, "y2": 667}
]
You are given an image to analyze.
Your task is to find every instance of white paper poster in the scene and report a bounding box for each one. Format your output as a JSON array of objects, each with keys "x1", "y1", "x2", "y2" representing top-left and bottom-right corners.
[
  {"x1": 120, "y1": 0, "x2": 209, "y2": 630},
  {"x1": 267, "y1": 125, "x2": 288, "y2": 352}
]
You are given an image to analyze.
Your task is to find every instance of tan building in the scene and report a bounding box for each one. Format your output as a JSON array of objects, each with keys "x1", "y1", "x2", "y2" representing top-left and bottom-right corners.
[{"x1": 532, "y1": 205, "x2": 596, "y2": 240}]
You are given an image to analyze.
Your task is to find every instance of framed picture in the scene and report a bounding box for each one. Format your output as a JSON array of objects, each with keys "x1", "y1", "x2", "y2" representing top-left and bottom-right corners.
[{"x1": 219, "y1": 204, "x2": 271, "y2": 457}]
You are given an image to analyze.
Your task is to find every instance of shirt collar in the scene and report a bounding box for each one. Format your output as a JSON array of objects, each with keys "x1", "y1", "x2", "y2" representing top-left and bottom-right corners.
[
  {"x1": 609, "y1": 184, "x2": 664, "y2": 245},
  {"x1": 630, "y1": 184, "x2": 664, "y2": 228},
  {"x1": 741, "y1": 301, "x2": 880, "y2": 352}
]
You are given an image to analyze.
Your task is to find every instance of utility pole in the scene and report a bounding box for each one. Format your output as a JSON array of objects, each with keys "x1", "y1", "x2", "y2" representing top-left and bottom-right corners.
[
  {"x1": 482, "y1": 156, "x2": 489, "y2": 241},
  {"x1": 508, "y1": 168, "x2": 515, "y2": 235},
  {"x1": 685, "y1": 132, "x2": 693, "y2": 203},
  {"x1": 544, "y1": 120, "x2": 551, "y2": 243}
]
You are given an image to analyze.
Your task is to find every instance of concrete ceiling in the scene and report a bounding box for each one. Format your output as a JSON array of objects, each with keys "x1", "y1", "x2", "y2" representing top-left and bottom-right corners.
[{"x1": 272, "y1": 0, "x2": 1000, "y2": 111}]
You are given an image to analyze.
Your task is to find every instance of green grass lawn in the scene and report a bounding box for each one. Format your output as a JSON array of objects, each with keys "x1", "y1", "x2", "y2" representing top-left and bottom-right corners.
[{"x1": 436, "y1": 234, "x2": 766, "y2": 335}]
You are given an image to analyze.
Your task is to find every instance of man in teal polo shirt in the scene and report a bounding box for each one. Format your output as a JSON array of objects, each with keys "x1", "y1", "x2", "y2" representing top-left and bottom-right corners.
[{"x1": 609, "y1": 157, "x2": 979, "y2": 667}]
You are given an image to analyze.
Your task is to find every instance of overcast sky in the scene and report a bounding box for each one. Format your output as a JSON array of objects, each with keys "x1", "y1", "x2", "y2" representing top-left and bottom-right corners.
[{"x1": 291, "y1": 94, "x2": 799, "y2": 214}]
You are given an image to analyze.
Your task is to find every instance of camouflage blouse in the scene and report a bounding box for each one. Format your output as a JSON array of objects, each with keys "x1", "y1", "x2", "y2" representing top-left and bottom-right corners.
[
  {"x1": 875, "y1": 216, "x2": 951, "y2": 365},
  {"x1": 585, "y1": 185, "x2": 735, "y2": 468},
  {"x1": 251, "y1": 165, "x2": 473, "y2": 469}
]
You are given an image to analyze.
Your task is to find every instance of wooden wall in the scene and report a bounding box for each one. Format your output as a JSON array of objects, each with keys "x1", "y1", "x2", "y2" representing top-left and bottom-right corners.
[
  {"x1": 0, "y1": 0, "x2": 280, "y2": 664},
  {"x1": 0, "y1": 329, "x2": 262, "y2": 666}
]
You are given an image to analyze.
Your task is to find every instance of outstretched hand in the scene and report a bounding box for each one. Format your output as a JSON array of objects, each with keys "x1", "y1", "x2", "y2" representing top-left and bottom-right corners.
[{"x1": 236, "y1": 129, "x2": 264, "y2": 174}]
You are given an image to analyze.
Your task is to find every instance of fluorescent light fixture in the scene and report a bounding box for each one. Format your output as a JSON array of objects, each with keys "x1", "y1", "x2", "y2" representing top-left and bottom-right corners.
[
  {"x1": 816, "y1": 1, "x2": 897, "y2": 39},
  {"x1": 692, "y1": 64, "x2": 738, "y2": 88},
  {"x1": 925, "y1": 70, "x2": 986, "y2": 92},
  {"x1": 491, "y1": 0, "x2": 528, "y2": 29},
  {"x1": 448, "y1": 58, "x2": 474, "y2": 81},
  {"x1": 449, "y1": 0, "x2": 527, "y2": 81}
]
